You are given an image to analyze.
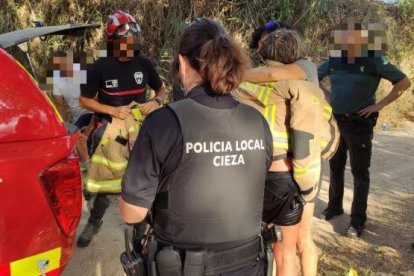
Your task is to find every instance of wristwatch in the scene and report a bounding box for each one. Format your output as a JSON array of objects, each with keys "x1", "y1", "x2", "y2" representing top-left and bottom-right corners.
[{"x1": 154, "y1": 98, "x2": 162, "y2": 106}]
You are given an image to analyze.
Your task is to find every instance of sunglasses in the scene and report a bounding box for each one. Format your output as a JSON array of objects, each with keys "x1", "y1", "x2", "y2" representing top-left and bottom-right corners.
[{"x1": 114, "y1": 22, "x2": 141, "y2": 38}]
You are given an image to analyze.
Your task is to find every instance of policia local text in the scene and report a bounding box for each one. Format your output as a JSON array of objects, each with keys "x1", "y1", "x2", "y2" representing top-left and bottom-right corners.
[{"x1": 185, "y1": 139, "x2": 265, "y2": 167}]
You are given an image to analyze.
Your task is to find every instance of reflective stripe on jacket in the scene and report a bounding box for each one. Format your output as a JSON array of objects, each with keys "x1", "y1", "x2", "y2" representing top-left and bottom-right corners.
[
  {"x1": 232, "y1": 70, "x2": 339, "y2": 201},
  {"x1": 85, "y1": 103, "x2": 144, "y2": 193}
]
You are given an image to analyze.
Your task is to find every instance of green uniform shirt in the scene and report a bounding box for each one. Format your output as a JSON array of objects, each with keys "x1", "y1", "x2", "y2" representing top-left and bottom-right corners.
[{"x1": 318, "y1": 56, "x2": 406, "y2": 114}]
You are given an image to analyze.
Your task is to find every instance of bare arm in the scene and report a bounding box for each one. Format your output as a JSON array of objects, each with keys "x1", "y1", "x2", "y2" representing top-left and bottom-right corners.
[
  {"x1": 154, "y1": 84, "x2": 166, "y2": 102},
  {"x1": 118, "y1": 198, "x2": 148, "y2": 224},
  {"x1": 244, "y1": 64, "x2": 306, "y2": 83},
  {"x1": 140, "y1": 84, "x2": 166, "y2": 115},
  {"x1": 79, "y1": 96, "x2": 131, "y2": 119},
  {"x1": 52, "y1": 95, "x2": 67, "y2": 121},
  {"x1": 358, "y1": 77, "x2": 411, "y2": 118}
]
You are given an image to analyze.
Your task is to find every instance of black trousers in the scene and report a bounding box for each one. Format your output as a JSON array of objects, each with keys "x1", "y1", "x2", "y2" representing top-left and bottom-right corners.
[
  {"x1": 328, "y1": 115, "x2": 373, "y2": 228},
  {"x1": 88, "y1": 194, "x2": 110, "y2": 223}
]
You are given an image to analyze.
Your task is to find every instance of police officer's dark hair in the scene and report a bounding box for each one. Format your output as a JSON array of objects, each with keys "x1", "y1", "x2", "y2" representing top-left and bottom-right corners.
[
  {"x1": 249, "y1": 21, "x2": 291, "y2": 50},
  {"x1": 258, "y1": 29, "x2": 305, "y2": 64},
  {"x1": 171, "y1": 18, "x2": 249, "y2": 94}
]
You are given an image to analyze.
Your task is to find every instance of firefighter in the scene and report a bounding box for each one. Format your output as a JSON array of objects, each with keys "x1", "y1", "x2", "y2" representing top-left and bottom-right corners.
[
  {"x1": 119, "y1": 18, "x2": 273, "y2": 275},
  {"x1": 77, "y1": 10, "x2": 165, "y2": 247}
]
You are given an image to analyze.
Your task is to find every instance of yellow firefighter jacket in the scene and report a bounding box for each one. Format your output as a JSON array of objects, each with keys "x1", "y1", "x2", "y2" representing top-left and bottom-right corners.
[
  {"x1": 232, "y1": 65, "x2": 339, "y2": 201},
  {"x1": 85, "y1": 103, "x2": 145, "y2": 193}
]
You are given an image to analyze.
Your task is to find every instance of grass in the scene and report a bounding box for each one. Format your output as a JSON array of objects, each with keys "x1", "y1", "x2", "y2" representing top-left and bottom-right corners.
[{"x1": 1, "y1": 0, "x2": 413, "y2": 124}]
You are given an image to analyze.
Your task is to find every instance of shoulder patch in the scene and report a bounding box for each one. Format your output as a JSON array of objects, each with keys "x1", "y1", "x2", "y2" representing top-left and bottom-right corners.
[{"x1": 381, "y1": 56, "x2": 390, "y2": 65}]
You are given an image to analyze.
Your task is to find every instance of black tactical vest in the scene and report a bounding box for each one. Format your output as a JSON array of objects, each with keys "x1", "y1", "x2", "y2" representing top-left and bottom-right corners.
[{"x1": 153, "y1": 98, "x2": 269, "y2": 246}]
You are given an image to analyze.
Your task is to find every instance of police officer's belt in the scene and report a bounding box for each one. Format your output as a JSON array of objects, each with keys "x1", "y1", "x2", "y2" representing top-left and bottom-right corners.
[
  {"x1": 156, "y1": 236, "x2": 261, "y2": 275},
  {"x1": 334, "y1": 112, "x2": 378, "y2": 126}
]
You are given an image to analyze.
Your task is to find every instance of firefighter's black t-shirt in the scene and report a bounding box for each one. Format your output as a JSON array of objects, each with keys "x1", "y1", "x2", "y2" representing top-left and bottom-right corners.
[{"x1": 81, "y1": 55, "x2": 163, "y2": 106}]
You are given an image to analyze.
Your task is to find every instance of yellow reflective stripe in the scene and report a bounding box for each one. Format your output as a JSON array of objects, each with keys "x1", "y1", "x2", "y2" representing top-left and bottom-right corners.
[
  {"x1": 274, "y1": 131, "x2": 288, "y2": 138},
  {"x1": 273, "y1": 141, "x2": 289, "y2": 149},
  {"x1": 16, "y1": 58, "x2": 63, "y2": 123},
  {"x1": 271, "y1": 104, "x2": 276, "y2": 125},
  {"x1": 293, "y1": 162, "x2": 321, "y2": 179},
  {"x1": 43, "y1": 93, "x2": 64, "y2": 123},
  {"x1": 323, "y1": 104, "x2": 332, "y2": 113},
  {"x1": 311, "y1": 95, "x2": 320, "y2": 105},
  {"x1": 320, "y1": 140, "x2": 328, "y2": 148},
  {"x1": 262, "y1": 104, "x2": 290, "y2": 150},
  {"x1": 85, "y1": 179, "x2": 122, "y2": 193},
  {"x1": 263, "y1": 106, "x2": 270, "y2": 123},
  {"x1": 131, "y1": 108, "x2": 142, "y2": 120},
  {"x1": 267, "y1": 105, "x2": 276, "y2": 129},
  {"x1": 239, "y1": 82, "x2": 257, "y2": 92},
  {"x1": 16, "y1": 59, "x2": 37, "y2": 84},
  {"x1": 258, "y1": 85, "x2": 266, "y2": 104},
  {"x1": 91, "y1": 155, "x2": 128, "y2": 171},
  {"x1": 262, "y1": 83, "x2": 272, "y2": 106},
  {"x1": 272, "y1": 131, "x2": 289, "y2": 149},
  {"x1": 10, "y1": 247, "x2": 61, "y2": 276},
  {"x1": 100, "y1": 137, "x2": 110, "y2": 146},
  {"x1": 323, "y1": 104, "x2": 332, "y2": 119}
]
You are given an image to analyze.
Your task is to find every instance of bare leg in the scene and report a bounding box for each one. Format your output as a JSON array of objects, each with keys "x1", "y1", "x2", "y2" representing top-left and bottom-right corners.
[
  {"x1": 273, "y1": 224, "x2": 299, "y2": 276},
  {"x1": 297, "y1": 202, "x2": 318, "y2": 276}
]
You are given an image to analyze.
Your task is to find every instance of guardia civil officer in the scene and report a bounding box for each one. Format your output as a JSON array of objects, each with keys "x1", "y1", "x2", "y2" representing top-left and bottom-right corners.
[
  {"x1": 319, "y1": 18, "x2": 411, "y2": 237},
  {"x1": 119, "y1": 18, "x2": 273, "y2": 275}
]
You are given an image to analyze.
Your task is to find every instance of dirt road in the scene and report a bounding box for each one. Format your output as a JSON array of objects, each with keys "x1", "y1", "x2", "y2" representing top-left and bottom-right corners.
[{"x1": 63, "y1": 124, "x2": 414, "y2": 276}]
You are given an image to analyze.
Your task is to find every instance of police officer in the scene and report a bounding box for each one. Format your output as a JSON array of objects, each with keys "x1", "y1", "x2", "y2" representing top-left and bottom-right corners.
[
  {"x1": 318, "y1": 18, "x2": 411, "y2": 237},
  {"x1": 119, "y1": 18, "x2": 273, "y2": 275},
  {"x1": 78, "y1": 10, "x2": 165, "y2": 247}
]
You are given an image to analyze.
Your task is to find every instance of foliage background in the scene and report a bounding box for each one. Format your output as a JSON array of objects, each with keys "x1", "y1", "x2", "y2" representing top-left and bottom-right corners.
[
  {"x1": 1, "y1": 0, "x2": 413, "y2": 126},
  {"x1": 1, "y1": 0, "x2": 414, "y2": 272}
]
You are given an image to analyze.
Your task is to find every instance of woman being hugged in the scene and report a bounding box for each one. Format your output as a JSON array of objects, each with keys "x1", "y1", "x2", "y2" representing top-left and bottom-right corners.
[{"x1": 233, "y1": 29, "x2": 338, "y2": 276}]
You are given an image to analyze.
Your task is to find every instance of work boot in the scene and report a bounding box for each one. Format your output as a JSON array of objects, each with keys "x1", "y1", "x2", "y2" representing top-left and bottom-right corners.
[
  {"x1": 320, "y1": 207, "x2": 344, "y2": 221},
  {"x1": 76, "y1": 219, "x2": 103, "y2": 247},
  {"x1": 346, "y1": 224, "x2": 364, "y2": 238}
]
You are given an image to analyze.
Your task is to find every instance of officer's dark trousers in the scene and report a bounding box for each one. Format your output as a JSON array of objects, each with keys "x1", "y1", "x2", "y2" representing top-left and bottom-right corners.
[
  {"x1": 328, "y1": 115, "x2": 373, "y2": 228},
  {"x1": 88, "y1": 194, "x2": 110, "y2": 223}
]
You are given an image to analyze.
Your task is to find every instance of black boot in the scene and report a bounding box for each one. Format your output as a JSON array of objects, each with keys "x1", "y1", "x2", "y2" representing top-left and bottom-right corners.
[{"x1": 76, "y1": 219, "x2": 102, "y2": 247}]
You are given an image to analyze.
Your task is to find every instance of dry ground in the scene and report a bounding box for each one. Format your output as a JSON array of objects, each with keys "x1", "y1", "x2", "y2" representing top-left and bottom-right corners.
[
  {"x1": 63, "y1": 123, "x2": 414, "y2": 276},
  {"x1": 315, "y1": 123, "x2": 414, "y2": 275}
]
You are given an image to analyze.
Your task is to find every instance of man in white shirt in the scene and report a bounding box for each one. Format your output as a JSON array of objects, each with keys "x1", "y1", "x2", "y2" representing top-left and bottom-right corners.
[{"x1": 51, "y1": 51, "x2": 92, "y2": 168}]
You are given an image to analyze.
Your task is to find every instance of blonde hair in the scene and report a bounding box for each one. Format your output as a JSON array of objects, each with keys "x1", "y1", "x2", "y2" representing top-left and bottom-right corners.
[{"x1": 259, "y1": 29, "x2": 305, "y2": 64}]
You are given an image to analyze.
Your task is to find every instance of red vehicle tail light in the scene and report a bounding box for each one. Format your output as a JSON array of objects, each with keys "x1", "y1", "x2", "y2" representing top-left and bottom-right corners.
[{"x1": 40, "y1": 153, "x2": 82, "y2": 237}]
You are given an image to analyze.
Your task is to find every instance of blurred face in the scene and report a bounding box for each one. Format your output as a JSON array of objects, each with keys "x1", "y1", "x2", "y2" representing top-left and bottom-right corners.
[
  {"x1": 330, "y1": 20, "x2": 370, "y2": 60},
  {"x1": 53, "y1": 56, "x2": 73, "y2": 77},
  {"x1": 112, "y1": 34, "x2": 139, "y2": 59}
]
